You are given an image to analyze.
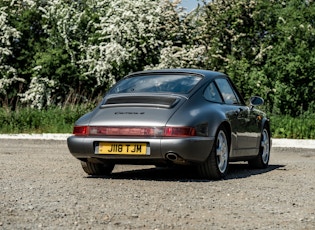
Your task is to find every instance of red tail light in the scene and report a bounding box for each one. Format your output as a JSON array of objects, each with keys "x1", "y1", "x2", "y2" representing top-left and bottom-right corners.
[
  {"x1": 73, "y1": 126, "x2": 89, "y2": 136},
  {"x1": 164, "y1": 127, "x2": 196, "y2": 137},
  {"x1": 73, "y1": 126, "x2": 197, "y2": 137}
]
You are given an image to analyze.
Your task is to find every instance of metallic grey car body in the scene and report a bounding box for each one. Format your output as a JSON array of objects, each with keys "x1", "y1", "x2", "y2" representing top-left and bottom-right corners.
[{"x1": 67, "y1": 69, "x2": 270, "y2": 174}]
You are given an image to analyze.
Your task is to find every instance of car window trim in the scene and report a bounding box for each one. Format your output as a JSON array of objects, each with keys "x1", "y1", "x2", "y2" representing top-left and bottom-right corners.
[
  {"x1": 203, "y1": 81, "x2": 224, "y2": 103},
  {"x1": 214, "y1": 77, "x2": 244, "y2": 106}
]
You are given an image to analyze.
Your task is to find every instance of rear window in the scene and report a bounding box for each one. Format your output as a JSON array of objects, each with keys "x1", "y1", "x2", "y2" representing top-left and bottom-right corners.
[{"x1": 110, "y1": 74, "x2": 202, "y2": 94}]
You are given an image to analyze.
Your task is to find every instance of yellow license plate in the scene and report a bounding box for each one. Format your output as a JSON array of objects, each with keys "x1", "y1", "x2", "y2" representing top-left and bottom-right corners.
[{"x1": 98, "y1": 142, "x2": 147, "y2": 155}]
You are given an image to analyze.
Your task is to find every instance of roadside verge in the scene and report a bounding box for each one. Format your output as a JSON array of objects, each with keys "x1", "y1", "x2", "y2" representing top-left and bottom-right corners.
[{"x1": 0, "y1": 134, "x2": 315, "y2": 149}]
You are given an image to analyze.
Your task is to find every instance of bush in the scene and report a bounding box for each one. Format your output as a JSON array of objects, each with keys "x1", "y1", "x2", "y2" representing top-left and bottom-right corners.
[
  {"x1": 270, "y1": 114, "x2": 315, "y2": 139},
  {"x1": 0, "y1": 105, "x2": 93, "y2": 134}
]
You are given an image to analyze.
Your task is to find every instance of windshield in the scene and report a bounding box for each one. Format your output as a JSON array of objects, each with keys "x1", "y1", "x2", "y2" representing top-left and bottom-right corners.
[{"x1": 110, "y1": 74, "x2": 202, "y2": 94}]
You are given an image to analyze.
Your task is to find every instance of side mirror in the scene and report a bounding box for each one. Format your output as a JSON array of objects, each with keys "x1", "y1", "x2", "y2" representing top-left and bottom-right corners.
[{"x1": 250, "y1": 96, "x2": 264, "y2": 108}]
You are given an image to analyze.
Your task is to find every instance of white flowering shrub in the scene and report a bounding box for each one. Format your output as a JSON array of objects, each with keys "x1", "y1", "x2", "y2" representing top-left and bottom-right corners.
[
  {"x1": 80, "y1": 0, "x2": 167, "y2": 86},
  {"x1": 20, "y1": 0, "x2": 184, "y2": 106},
  {"x1": 19, "y1": 66, "x2": 56, "y2": 109},
  {"x1": 154, "y1": 45, "x2": 208, "y2": 69},
  {"x1": 3, "y1": 0, "x2": 209, "y2": 108},
  {"x1": 40, "y1": 0, "x2": 86, "y2": 63},
  {"x1": 151, "y1": 1, "x2": 209, "y2": 69},
  {"x1": 19, "y1": 0, "x2": 90, "y2": 108},
  {"x1": 1, "y1": 0, "x2": 314, "y2": 116},
  {"x1": 0, "y1": 6, "x2": 23, "y2": 99}
]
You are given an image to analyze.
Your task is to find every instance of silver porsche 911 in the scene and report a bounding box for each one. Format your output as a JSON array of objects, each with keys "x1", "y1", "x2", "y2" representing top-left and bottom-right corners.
[{"x1": 67, "y1": 69, "x2": 271, "y2": 179}]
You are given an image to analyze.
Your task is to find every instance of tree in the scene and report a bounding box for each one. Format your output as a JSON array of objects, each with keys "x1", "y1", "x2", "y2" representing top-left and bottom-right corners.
[
  {"x1": 199, "y1": 0, "x2": 315, "y2": 116},
  {"x1": 80, "y1": 0, "x2": 186, "y2": 86},
  {"x1": 19, "y1": 0, "x2": 194, "y2": 108},
  {"x1": 19, "y1": 0, "x2": 89, "y2": 108},
  {"x1": 200, "y1": 0, "x2": 278, "y2": 102},
  {"x1": 153, "y1": 1, "x2": 209, "y2": 69},
  {"x1": 1, "y1": 0, "x2": 314, "y2": 117},
  {"x1": 0, "y1": 2, "x2": 23, "y2": 108},
  {"x1": 263, "y1": 0, "x2": 315, "y2": 116}
]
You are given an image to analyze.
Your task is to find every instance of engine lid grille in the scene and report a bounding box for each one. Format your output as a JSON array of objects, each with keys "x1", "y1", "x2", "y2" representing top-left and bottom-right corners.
[{"x1": 101, "y1": 96, "x2": 180, "y2": 108}]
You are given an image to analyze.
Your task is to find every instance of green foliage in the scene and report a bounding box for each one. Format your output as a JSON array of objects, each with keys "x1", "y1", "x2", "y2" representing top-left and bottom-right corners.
[
  {"x1": 200, "y1": 0, "x2": 315, "y2": 117},
  {"x1": 263, "y1": 0, "x2": 315, "y2": 116},
  {"x1": 1, "y1": 0, "x2": 315, "y2": 138},
  {"x1": 0, "y1": 1, "x2": 23, "y2": 107},
  {"x1": 271, "y1": 114, "x2": 315, "y2": 139},
  {"x1": 270, "y1": 101, "x2": 315, "y2": 139},
  {"x1": 0, "y1": 105, "x2": 93, "y2": 134},
  {"x1": 198, "y1": 0, "x2": 280, "y2": 111}
]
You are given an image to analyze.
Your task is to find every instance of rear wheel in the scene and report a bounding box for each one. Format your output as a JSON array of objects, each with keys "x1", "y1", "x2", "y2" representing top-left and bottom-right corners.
[
  {"x1": 198, "y1": 126, "x2": 229, "y2": 180},
  {"x1": 248, "y1": 127, "x2": 270, "y2": 168},
  {"x1": 80, "y1": 161, "x2": 115, "y2": 176}
]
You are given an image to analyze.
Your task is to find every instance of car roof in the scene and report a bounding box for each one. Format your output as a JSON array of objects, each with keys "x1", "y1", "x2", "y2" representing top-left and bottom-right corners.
[
  {"x1": 122, "y1": 69, "x2": 245, "y2": 104},
  {"x1": 125, "y1": 68, "x2": 227, "y2": 80}
]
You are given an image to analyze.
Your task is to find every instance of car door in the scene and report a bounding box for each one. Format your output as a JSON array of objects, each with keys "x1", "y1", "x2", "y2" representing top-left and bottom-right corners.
[{"x1": 215, "y1": 78, "x2": 260, "y2": 156}]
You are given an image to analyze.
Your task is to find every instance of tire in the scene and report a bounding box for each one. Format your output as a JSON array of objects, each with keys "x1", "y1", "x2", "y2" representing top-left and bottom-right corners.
[
  {"x1": 198, "y1": 126, "x2": 229, "y2": 180},
  {"x1": 248, "y1": 127, "x2": 270, "y2": 168},
  {"x1": 80, "y1": 161, "x2": 115, "y2": 176}
]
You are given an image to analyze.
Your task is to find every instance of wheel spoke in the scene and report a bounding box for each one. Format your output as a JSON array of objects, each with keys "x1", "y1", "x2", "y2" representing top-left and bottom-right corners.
[
  {"x1": 216, "y1": 131, "x2": 228, "y2": 172},
  {"x1": 198, "y1": 128, "x2": 229, "y2": 179},
  {"x1": 260, "y1": 130, "x2": 270, "y2": 164}
]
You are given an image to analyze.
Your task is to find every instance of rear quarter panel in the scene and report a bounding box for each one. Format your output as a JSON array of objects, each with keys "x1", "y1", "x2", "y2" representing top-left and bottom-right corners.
[{"x1": 166, "y1": 90, "x2": 228, "y2": 138}]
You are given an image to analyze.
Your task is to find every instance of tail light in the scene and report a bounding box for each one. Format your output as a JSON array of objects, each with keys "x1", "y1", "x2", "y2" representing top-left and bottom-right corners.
[
  {"x1": 73, "y1": 126, "x2": 197, "y2": 137},
  {"x1": 164, "y1": 127, "x2": 196, "y2": 137},
  {"x1": 73, "y1": 126, "x2": 89, "y2": 136}
]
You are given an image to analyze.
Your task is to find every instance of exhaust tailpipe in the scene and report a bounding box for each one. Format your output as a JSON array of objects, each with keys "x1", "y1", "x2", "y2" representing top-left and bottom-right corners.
[
  {"x1": 165, "y1": 152, "x2": 187, "y2": 165},
  {"x1": 166, "y1": 152, "x2": 178, "y2": 161}
]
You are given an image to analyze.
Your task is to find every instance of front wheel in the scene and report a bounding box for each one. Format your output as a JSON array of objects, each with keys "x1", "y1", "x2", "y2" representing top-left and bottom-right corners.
[
  {"x1": 81, "y1": 161, "x2": 115, "y2": 176},
  {"x1": 248, "y1": 127, "x2": 270, "y2": 168},
  {"x1": 198, "y1": 126, "x2": 229, "y2": 180}
]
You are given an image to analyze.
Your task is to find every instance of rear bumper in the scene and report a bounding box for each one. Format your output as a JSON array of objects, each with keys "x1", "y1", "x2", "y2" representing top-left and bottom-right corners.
[{"x1": 67, "y1": 135, "x2": 214, "y2": 164}]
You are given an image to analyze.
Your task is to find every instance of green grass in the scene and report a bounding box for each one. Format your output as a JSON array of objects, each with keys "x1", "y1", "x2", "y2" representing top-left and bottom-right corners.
[
  {"x1": 270, "y1": 114, "x2": 315, "y2": 139},
  {"x1": 0, "y1": 106, "x2": 314, "y2": 139},
  {"x1": 0, "y1": 105, "x2": 93, "y2": 134}
]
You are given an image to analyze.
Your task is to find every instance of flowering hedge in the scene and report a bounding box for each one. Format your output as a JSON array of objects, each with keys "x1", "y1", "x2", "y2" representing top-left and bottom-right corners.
[{"x1": 0, "y1": 0, "x2": 314, "y2": 116}]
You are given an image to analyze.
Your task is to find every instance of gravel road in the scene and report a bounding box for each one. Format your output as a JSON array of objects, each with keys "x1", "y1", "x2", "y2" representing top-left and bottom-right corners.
[{"x1": 1, "y1": 139, "x2": 315, "y2": 230}]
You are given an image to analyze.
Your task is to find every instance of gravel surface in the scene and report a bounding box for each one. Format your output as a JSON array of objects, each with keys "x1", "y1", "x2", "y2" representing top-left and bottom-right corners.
[{"x1": 1, "y1": 139, "x2": 315, "y2": 229}]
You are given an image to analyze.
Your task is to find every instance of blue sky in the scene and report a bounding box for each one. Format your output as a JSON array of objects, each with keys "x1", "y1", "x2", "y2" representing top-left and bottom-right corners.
[{"x1": 179, "y1": 0, "x2": 205, "y2": 12}]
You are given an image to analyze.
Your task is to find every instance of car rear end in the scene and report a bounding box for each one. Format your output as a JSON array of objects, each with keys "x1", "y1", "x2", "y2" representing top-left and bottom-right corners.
[
  {"x1": 67, "y1": 96, "x2": 213, "y2": 165},
  {"x1": 67, "y1": 71, "x2": 214, "y2": 167}
]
